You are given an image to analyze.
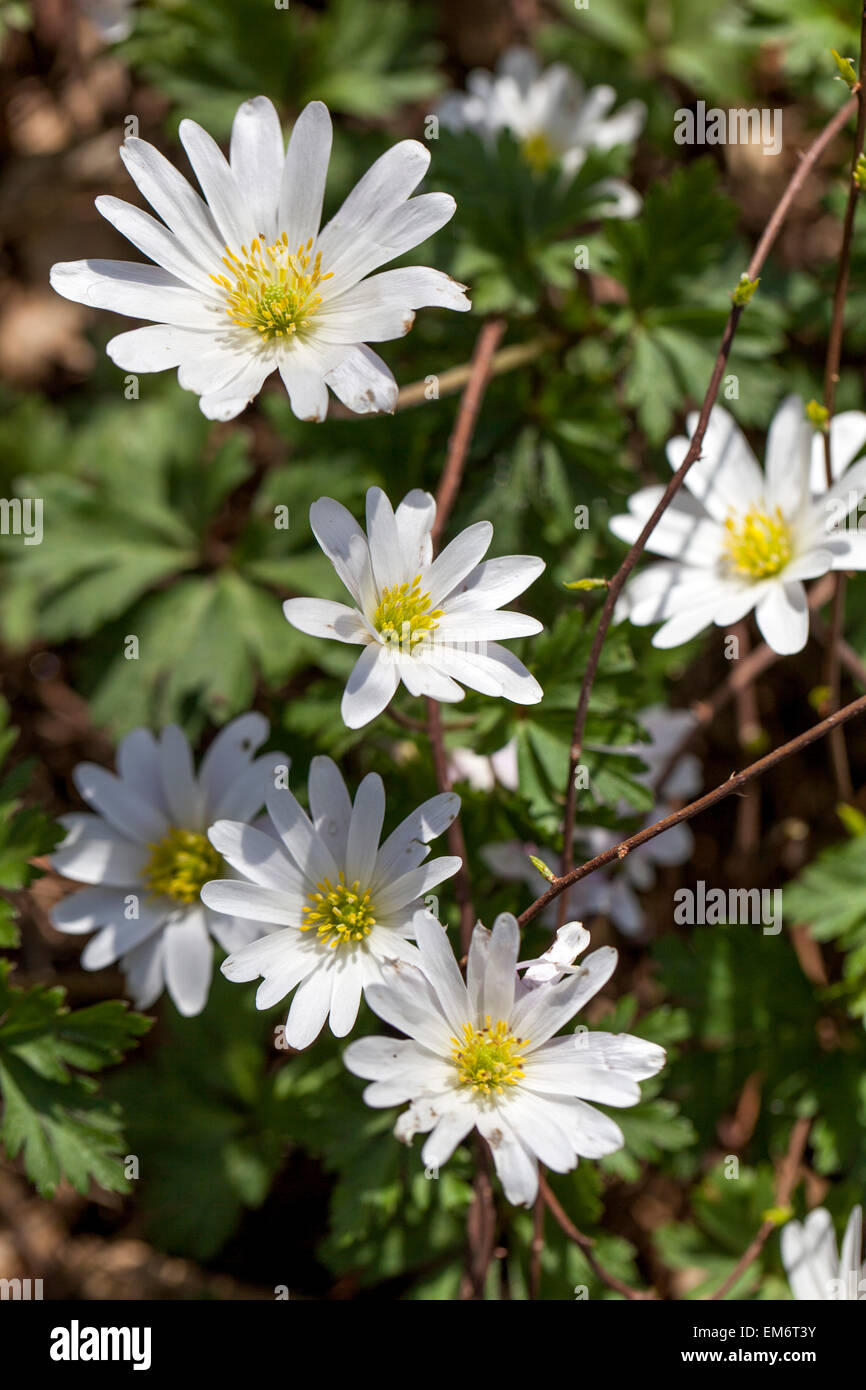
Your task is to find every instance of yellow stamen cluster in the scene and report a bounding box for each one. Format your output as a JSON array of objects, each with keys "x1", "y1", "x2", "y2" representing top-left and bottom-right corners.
[
  {"x1": 721, "y1": 506, "x2": 793, "y2": 580},
  {"x1": 451, "y1": 1016, "x2": 528, "y2": 1095},
  {"x1": 373, "y1": 575, "x2": 443, "y2": 650},
  {"x1": 211, "y1": 233, "x2": 333, "y2": 339},
  {"x1": 521, "y1": 130, "x2": 556, "y2": 173},
  {"x1": 301, "y1": 872, "x2": 376, "y2": 949},
  {"x1": 144, "y1": 828, "x2": 224, "y2": 905}
]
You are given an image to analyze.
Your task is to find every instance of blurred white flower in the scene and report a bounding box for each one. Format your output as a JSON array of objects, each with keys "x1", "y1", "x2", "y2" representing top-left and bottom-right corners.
[
  {"x1": 50, "y1": 714, "x2": 286, "y2": 1016},
  {"x1": 447, "y1": 741, "x2": 519, "y2": 793},
  {"x1": 50, "y1": 97, "x2": 469, "y2": 421},
  {"x1": 483, "y1": 706, "x2": 701, "y2": 939},
  {"x1": 610, "y1": 397, "x2": 866, "y2": 655},
  {"x1": 283, "y1": 486, "x2": 545, "y2": 729},
  {"x1": 438, "y1": 46, "x2": 644, "y2": 214},
  {"x1": 202, "y1": 758, "x2": 461, "y2": 1048},
  {"x1": 344, "y1": 912, "x2": 665, "y2": 1206},
  {"x1": 78, "y1": 0, "x2": 135, "y2": 43},
  {"x1": 782, "y1": 1205, "x2": 865, "y2": 1300}
]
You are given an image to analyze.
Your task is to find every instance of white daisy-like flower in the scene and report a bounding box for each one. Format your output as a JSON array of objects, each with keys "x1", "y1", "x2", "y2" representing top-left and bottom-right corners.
[
  {"x1": 49, "y1": 96, "x2": 470, "y2": 422},
  {"x1": 782, "y1": 1205, "x2": 865, "y2": 1300},
  {"x1": 482, "y1": 707, "x2": 701, "y2": 939},
  {"x1": 610, "y1": 396, "x2": 866, "y2": 655},
  {"x1": 50, "y1": 713, "x2": 287, "y2": 1017},
  {"x1": 282, "y1": 486, "x2": 545, "y2": 729},
  {"x1": 201, "y1": 757, "x2": 462, "y2": 1049},
  {"x1": 343, "y1": 912, "x2": 665, "y2": 1206},
  {"x1": 438, "y1": 46, "x2": 644, "y2": 213}
]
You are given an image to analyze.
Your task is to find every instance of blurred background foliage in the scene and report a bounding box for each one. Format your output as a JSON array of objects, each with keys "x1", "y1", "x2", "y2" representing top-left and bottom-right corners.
[{"x1": 1, "y1": 0, "x2": 866, "y2": 1300}]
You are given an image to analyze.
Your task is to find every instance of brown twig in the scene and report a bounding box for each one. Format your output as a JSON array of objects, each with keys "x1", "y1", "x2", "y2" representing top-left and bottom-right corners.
[
  {"x1": 426, "y1": 698, "x2": 475, "y2": 950},
  {"x1": 818, "y1": 8, "x2": 866, "y2": 798},
  {"x1": 539, "y1": 1174, "x2": 656, "y2": 1299},
  {"x1": 557, "y1": 91, "x2": 860, "y2": 892},
  {"x1": 529, "y1": 1183, "x2": 545, "y2": 1299},
  {"x1": 709, "y1": 1116, "x2": 812, "y2": 1300},
  {"x1": 520, "y1": 686, "x2": 866, "y2": 926},
  {"x1": 396, "y1": 335, "x2": 552, "y2": 411},
  {"x1": 431, "y1": 317, "x2": 507, "y2": 547}
]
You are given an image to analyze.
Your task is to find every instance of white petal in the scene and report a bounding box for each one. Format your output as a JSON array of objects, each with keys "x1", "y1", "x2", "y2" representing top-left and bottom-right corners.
[
  {"x1": 277, "y1": 362, "x2": 330, "y2": 422},
  {"x1": 341, "y1": 643, "x2": 401, "y2": 728},
  {"x1": 668, "y1": 406, "x2": 764, "y2": 523},
  {"x1": 163, "y1": 909, "x2": 213, "y2": 1016},
  {"x1": 415, "y1": 915, "x2": 470, "y2": 1032},
  {"x1": 265, "y1": 782, "x2": 339, "y2": 885},
  {"x1": 483, "y1": 912, "x2": 520, "y2": 1022},
  {"x1": 95, "y1": 195, "x2": 218, "y2": 294},
  {"x1": 309, "y1": 496, "x2": 373, "y2": 606},
  {"x1": 372, "y1": 792, "x2": 461, "y2": 887},
  {"x1": 50, "y1": 259, "x2": 217, "y2": 329},
  {"x1": 278, "y1": 101, "x2": 332, "y2": 250},
  {"x1": 207, "y1": 821, "x2": 302, "y2": 892},
  {"x1": 424, "y1": 522, "x2": 493, "y2": 606},
  {"x1": 395, "y1": 489, "x2": 436, "y2": 573},
  {"x1": 72, "y1": 762, "x2": 167, "y2": 843},
  {"x1": 308, "y1": 756, "x2": 353, "y2": 865},
  {"x1": 324, "y1": 344, "x2": 398, "y2": 415},
  {"x1": 201, "y1": 878, "x2": 303, "y2": 926},
  {"x1": 230, "y1": 96, "x2": 285, "y2": 244},
  {"x1": 199, "y1": 711, "x2": 268, "y2": 808},
  {"x1": 443, "y1": 555, "x2": 545, "y2": 612},
  {"x1": 119, "y1": 135, "x2": 224, "y2": 263},
  {"x1": 754, "y1": 581, "x2": 809, "y2": 654},
  {"x1": 178, "y1": 118, "x2": 259, "y2": 252},
  {"x1": 477, "y1": 1111, "x2": 539, "y2": 1206},
  {"x1": 51, "y1": 814, "x2": 148, "y2": 886},
  {"x1": 345, "y1": 773, "x2": 385, "y2": 886},
  {"x1": 106, "y1": 324, "x2": 211, "y2": 373},
  {"x1": 158, "y1": 724, "x2": 202, "y2": 827},
  {"x1": 284, "y1": 964, "x2": 333, "y2": 1048}
]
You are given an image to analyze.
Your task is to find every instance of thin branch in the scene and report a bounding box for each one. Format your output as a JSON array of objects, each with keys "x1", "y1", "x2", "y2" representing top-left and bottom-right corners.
[
  {"x1": 819, "y1": 5, "x2": 866, "y2": 797},
  {"x1": 520, "y1": 687, "x2": 866, "y2": 926},
  {"x1": 427, "y1": 698, "x2": 475, "y2": 950},
  {"x1": 431, "y1": 317, "x2": 507, "y2": 548},
  {"x1": 557, "y1": 91, "x2": 860, "y2": 891},
  {"x1": 396, "y1": 334, "x2": 552, "y2": 411},
  {"x1": 709, "y1": 1116, "x2": 812, "y2": 1300},
  {"x1": 539, "y1": 1174, "x2": 656, "y2": 1299}
]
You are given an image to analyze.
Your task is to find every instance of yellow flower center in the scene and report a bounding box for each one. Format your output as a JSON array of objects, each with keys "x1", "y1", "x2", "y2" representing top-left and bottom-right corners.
[
  {"x1": 450, "y1": 1016, "x2": 528, "y2": 1095},
  {"x1": 521, "y1": 130, "x2": 556, "y2": 173},
  {"x1": 721, "y1": 506, "x2": 793, "y2": 580},
  {"x1": 373, "y1": 575, "x2": 443, "y2": 650},
  {"x1": 301, "y1": 872, "x2": 376, "y2": 949},
  {"x1": 144, "y1": 828, "x2": 224, "y2": 904},
  {"x1": 211, "y1": 234, "x2": 333, "y2": 340}
]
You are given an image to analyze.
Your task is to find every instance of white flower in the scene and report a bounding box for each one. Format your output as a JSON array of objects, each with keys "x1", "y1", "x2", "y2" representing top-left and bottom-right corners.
[
  {"x1": 782, "y1": 1205, "x2": 865, "y2": 1300},
  {"x1": 610, "y1": 396, "x2": 866, "y2": 655},
  {"x1": 282, "y1": 486, "x2": 545, "y2": 729},
  {"x1": 483, "y1": 707, "x2": 701, "y2": 939},
  {"x1": 50, "y1": 714, "x2": 286, "y2": 1016},
  {"x1": 201, "y1": 758, "x2": 462, "y2": 1048},
  {"x1": 78, "y1": 0, "x2": 135, "y2": 42},
  {"x1": 343, "y1": 912, "x2": 665, "y2": 1206},
  {"x1": 49, "y1": 97, "x2": 470, "y2": 422},
  {"x1": 438, "y1": 46, "x2": 644, "y2": 213},
  {"x1": 447, "y1": 741, "x2": 518, "y2": 793}
]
